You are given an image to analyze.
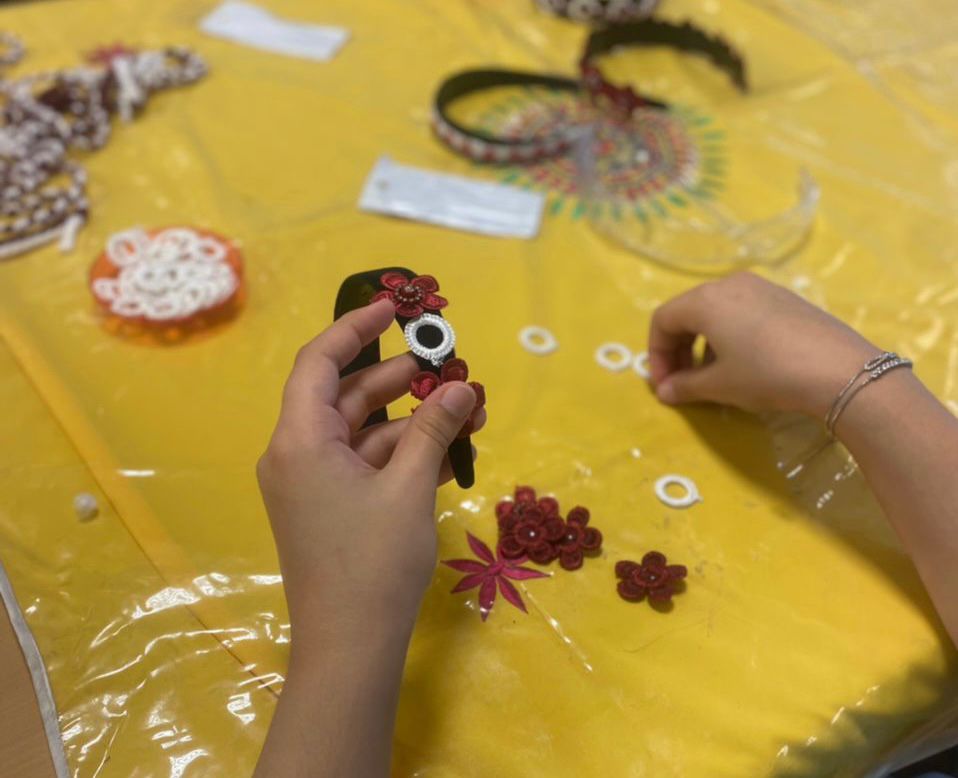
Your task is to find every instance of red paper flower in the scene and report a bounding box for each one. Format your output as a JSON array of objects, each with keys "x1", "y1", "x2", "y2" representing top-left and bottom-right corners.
[
  {"x1": 443, "y1": 532, "x2": 549, "y2": 621},
  {"x1": 496, "y1": 487, "x2": 602, "y2": 570},
  {"x1": 410, "y1": 358, "x2": 486, "y2": 438},
  {"x1": 556, "y1": 507, "x2": 603, "y2": 571},
  {"x1": 372, "y1": 271, "x2": 448, "y2": 318},
  {"x1": 615, "y1": 552, "x2": 687, "y2": 605}
]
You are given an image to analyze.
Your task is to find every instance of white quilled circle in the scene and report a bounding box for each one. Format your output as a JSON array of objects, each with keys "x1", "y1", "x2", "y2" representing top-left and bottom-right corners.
[
  {"x1": 405, "y1": 313, "x2": 456, "y2": 367},
  {"x1": 519, "y1": 325, "x2": 558, "y2": 355},
  {"x1": 654, "y1": 474, "x2": 702, "y2": 509},
  {"x1": 595, "y1": 342, "x2": 633, "y2": 372},
  {"x1": 633, "y1": 350, "x2": 651, "y2": 379},
  {"x1": 91, "y1": 227, "x2": 238, "y2": 321}
]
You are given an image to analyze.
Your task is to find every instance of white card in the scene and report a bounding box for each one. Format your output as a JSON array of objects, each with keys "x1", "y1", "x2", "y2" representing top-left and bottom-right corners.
[
  {"x1": 358, "y1": 156, "x2": 545, "y2": 240},
  {"x1": 200, "y1": 1, "x2": 349, "y2": 62}
]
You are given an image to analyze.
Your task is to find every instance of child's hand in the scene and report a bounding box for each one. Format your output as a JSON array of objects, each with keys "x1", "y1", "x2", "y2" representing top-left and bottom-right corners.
[
  {"x1": 649, "y1": 272, "x2": 876, "y2": 417},
  {"x1": 257, "y1": 299, "x2": 483, "y2": 655}
]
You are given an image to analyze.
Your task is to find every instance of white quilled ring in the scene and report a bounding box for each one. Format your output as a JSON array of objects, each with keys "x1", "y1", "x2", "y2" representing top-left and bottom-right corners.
[
  {"x1": 405, "y1": 313, "x2": 457, "y2": 367},
  {"x1": 595, "y1": 342, "x2": 633, "y2": 372},
  {"x1": 654, "y1": 474, "x2": 701, "y2": 508},
  {"x1": 519, "y1": 325, "x2": 558, "y2": 356},
  {"x1": 633, "y1": 350, "x2": 651, "y2": 379}
]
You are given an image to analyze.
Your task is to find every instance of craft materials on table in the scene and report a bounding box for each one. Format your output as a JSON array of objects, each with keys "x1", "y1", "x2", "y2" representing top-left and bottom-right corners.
[
  {"x1": 358, "y1": 155, "x2": 545, "y2": 239},
  {"x1": 0, "y1": 37, "x2": 207, "y2": 260},
  {"x1": 535, "y1": 0, "x2": 660, "y2": 23},
  {"x1": 89, "y1": 227, "x2": 244, "y2": 332},
  {"x1": 654, "y1": 474, "x2": 701, "y2": 508},
  {"x1": 615, "y1": 552, "x2": 687, "y2": 604},
  {"x1": 335, "y1": 269, "x2": 479, "y2": 488},
  {"x1": 431, "y1": 19, "x2": 748, "y2": 165},
  {"x1": 200, "y1": 1, "x2": 350, "y2": 62},
  {"x1": 518, "y1": 325, "x2": 559, "y2": 355}
]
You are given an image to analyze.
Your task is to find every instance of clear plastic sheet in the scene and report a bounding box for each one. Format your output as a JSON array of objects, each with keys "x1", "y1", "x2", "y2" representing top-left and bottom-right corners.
[{"x1": 1, "y1": 0, "x2": 957, "y2": 776}]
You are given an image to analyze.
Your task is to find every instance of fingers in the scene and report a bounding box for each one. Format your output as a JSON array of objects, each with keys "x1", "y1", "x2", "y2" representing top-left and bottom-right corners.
[
  {"x1": 648, "y1": 286, "x2": 709, "y2": 387},
  {"x1": 389, "y1": 383, "x2": 478, "y2": 480},
  {"x1": 278, "y1": 299, "x2": 395, "y2": 440},
  {"x1": 352, "y1": 407, "x2": 487, "y2": 468},
  {"x1": 656, "y1": 364, "x2": 722, "y2": 406},
  {"x1": 336, "y1": 353, "x2": 419, "y2": 432}
]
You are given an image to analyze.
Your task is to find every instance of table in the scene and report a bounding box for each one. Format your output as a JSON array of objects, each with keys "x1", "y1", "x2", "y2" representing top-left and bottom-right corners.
[{"x1": 1, "y1": 0, "x2": 957, "y2": 775}]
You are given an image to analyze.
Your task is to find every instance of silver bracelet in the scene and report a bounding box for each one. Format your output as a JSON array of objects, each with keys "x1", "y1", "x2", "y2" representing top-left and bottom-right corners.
[{"x1": 825, "y1": 351, "x2": 912, "y2": 436}]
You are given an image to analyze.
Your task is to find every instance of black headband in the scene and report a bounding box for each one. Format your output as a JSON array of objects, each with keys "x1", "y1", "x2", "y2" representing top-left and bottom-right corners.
[
  {"x1": 334, "y1": 268, "x2": 475, "y2": 488},
  {"x1": 432, "y1": 20, "x2": 748, "y2": 164}
]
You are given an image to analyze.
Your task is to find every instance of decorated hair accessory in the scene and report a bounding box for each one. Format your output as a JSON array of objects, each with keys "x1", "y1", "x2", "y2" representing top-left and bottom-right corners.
[
  {"x1": 443, "y1": 532, "x2": 549, "y2": 621},
  {"x1": 410, "y1": 358, "x2": 486, "y2": 439},
  {"x1": 535, "y1": 0, "x2": 660, "y2": 24},
  {"x1": 580, "y1": 20, "x2": 747, "y2": 117},
  {"x1": 0, "y1": 40, "x2": 207, "y2": 260},
  {"x1": 89, "y1": 226, "x2": 244, "y2": 327},
  {"x1": 497, "y1": 486, "x2": 603, "y2": 571},
  {"x1": 616, "y1": 552, "x2": 687, "y2": 605},
  {"x1": 432, "y1": 21, "x2": 746, "y2": 163},
  {"x1": 335, "y1": 268, "x2": 477, "y2": 488},
  {"x1": 433, "y1": 69, "x2": 581, "y2": 164}
]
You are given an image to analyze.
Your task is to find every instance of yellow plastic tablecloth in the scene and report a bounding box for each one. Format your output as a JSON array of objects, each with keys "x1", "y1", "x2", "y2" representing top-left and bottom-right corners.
[{"x1": 1, "y1": 1, "x2": 957, "y2": 776}]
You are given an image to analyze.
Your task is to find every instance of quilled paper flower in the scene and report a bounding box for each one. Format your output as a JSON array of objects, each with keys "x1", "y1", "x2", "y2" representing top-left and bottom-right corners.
[
  {"x1": 443, "y1": 532, "x2": 549, "y2": 621},
  {"x1": 496, "y1": 487, "x2": 602, "y2": 570},
  {"x1": 372, "y1": 271, "x2": 448, "y2": 318},
  {"x1": 556, "y1": 506, "x2": 603, "y2": 571},
  {"x1": 615, "y1": 551, "x2": 687, "y2": 604},
  {"x1": 409, "y1": 358, "x2": 486, "y2": 438}
]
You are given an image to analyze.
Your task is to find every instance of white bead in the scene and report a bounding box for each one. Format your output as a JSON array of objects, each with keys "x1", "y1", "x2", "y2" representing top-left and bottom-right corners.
[
  {"x1": 654, "y1": 475, "x2": 702, "y2": 509},
  {"x1": 595, "y1": 342, "x2": 632, "y2": 372},
  {"x1": 633, "y1": 350, "x2": 651, "y2": 379},
  {"x1": 518, "y1": 325, "x2": 558, "y2": 356},
  {"x1": 73, "y1": 492, "x2": 99, "y2": 521},
  {"x1": 404, "y1": 313, "x2": 456, "y2": 367}
]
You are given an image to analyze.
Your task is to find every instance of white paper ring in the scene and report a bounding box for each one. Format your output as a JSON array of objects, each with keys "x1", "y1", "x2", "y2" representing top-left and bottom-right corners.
[
  {"x1": 519, "y1": 325, "x2": 558, "y2": 356},
  {"x1": 654, "y1": 474, "x2": 701, "y2": 509},
  {"x1": 595, "y1": 342, "x2": 632, "y2": 372},
  {"x1": 405, "y1": 313, "x2": 456, "y2": 367},
  {"x1": 633, "y1": 350, "x2": 651, "y2": 379}
]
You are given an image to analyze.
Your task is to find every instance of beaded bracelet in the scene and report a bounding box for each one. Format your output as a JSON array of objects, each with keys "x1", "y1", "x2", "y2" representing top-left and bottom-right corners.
[
  {"x1": 825, "y1": 352, "x2": 913, "y2": 436},
  {"x1": 334, "y1": 268, "x2": 479, "y2": 488}
]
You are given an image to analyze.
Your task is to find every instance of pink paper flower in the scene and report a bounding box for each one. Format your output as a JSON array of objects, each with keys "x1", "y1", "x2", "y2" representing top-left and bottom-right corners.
[{"x1": 443, "y1": 532, "x2": 549, "y2": 621}]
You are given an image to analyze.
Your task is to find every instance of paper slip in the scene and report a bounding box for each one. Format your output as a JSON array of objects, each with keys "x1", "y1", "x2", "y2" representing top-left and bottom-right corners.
[{"x1": 358, "y1": 156, "x2": 545, "y2": 240}]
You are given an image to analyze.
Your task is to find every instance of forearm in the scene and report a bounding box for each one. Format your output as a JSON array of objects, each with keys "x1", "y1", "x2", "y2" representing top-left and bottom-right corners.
[
  {"x1": 835, "y1": 370, "x2": 958, "y2": 644},
  {"x1": 254, "y1": 618, "x2": 416, "y2": 778}
]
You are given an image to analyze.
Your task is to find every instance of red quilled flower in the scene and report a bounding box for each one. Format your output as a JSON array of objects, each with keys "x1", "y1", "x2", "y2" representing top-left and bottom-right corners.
[
  {"x1": 496, "y1": 487, "x2": 602, "y2": 570},
  {"x1": 372, "y1": 271, "x2": 448, "y2": 319},
  {"x1": 556, "y1": 506, "x2": 603, "y2": 571},
  {"x1": 409, "y1": 358, "x2": 486, "y2": 438},
  {"x1": 443, "y1": 532, "x2": 549, "y2": 621},
  {"x1": 615, "y1": 551, "x2": 687, "y2": 605}
]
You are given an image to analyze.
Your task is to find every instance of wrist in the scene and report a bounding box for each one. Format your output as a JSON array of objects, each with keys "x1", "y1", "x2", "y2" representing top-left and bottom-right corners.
[
  {"x1": 798, "y1": 339, "x2": 881, "y2": 418},
  {"x1": 832, "y1": 367, "x2": 925, "y2": 443}
]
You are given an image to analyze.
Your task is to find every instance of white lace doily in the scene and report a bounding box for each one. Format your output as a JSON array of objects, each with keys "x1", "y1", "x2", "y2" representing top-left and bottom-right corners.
[{"x1": 91, "y1": 227, "x2": 239, "y2": 321}]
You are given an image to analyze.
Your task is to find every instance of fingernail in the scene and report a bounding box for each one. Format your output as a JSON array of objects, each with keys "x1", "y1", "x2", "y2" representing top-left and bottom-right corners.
[
  {"x1": 657, "y1": 380, "x2": 677, "y2": 405},
  {"x1": 440, "y1": 383, "x2": 476, "y2": 417}
]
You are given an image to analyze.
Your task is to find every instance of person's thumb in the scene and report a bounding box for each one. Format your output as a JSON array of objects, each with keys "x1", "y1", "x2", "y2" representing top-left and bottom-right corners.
[
  {"x1": 391, "y1": 382, "x2": 476, "y2": 478},
  {"x1": 656, "y1": 365, "x2": 719, "y2": 406}
]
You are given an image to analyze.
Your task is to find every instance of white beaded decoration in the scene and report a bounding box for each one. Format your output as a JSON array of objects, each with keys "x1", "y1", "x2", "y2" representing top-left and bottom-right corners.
[
  {"x1": 404, "y1": 313, "x2": 456, "y2": 367},
  {"x1": 654, "y1": 475, "x2": 702, "y2": 509},
  {"x1": 519, "y1": 325, "x2": 558, "y2": 356},
  {"x1": 595, "y1": 342, "x2": 632, "y2": 372},
  {"x1": 633, "y1": 350, "x2": 651, "y2": 379},
  {"x1": 91, "y1": 227, "x2": 238, "y2": 321}
]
